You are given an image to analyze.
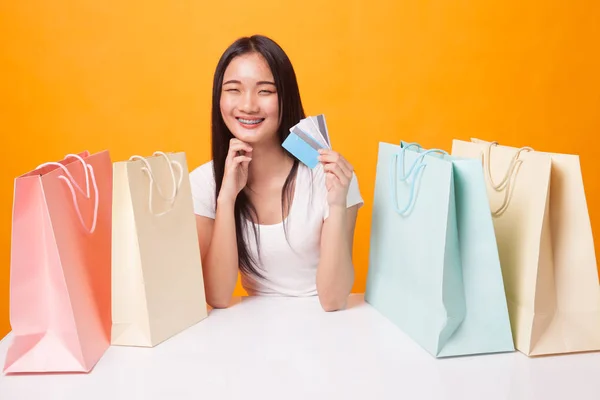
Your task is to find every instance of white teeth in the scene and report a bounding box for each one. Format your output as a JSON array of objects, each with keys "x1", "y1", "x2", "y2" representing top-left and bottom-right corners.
[{"x1": 238, "y1": 118, "x2": 264, "y2": 125}]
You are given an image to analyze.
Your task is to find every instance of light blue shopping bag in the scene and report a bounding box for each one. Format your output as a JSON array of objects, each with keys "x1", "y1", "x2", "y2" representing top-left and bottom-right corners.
[{"x1": 365, "y1": 141, "x2": 515, "y2": 357}]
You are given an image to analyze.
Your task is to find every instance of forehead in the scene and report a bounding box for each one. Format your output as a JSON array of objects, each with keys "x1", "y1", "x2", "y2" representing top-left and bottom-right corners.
[{"x1": 223, "y1": 53, "x2": 274, "y2": 82}]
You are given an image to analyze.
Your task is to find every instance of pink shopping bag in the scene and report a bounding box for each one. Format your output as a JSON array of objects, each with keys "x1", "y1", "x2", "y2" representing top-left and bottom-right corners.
[{"x1": 3, "y1": 151, "x2": 112, "y2": 374}]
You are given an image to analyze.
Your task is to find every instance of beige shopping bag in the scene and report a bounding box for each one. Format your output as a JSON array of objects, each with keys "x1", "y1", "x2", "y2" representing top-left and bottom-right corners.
[
  {"x1": 111, "y1": 151, "x2": 208, "y2": 347},
  {"x1": 451, "y1": 138, "x2": 600, "y2": 356}
]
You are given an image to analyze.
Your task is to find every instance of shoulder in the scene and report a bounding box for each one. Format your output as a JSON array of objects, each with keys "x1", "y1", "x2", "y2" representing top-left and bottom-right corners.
[
  {"x1": 189, "y1": 160, "x2": 215, "y2": 186},
  {"x1": 189, "y1": 160, "x2": 217, "y2": 218}
]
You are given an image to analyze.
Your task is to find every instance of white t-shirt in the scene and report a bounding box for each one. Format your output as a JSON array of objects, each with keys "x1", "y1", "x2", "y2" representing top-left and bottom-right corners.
[{"x1": 189, "y1": 160, "x2": 364, "y2": 297}]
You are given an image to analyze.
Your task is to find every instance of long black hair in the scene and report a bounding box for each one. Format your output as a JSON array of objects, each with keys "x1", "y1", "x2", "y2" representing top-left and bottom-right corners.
[{"x1": 211, "y1": 35, "x2": 305, "y2": 278}]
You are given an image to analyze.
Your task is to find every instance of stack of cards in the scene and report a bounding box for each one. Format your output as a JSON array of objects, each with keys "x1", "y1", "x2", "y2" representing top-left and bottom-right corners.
[{"x1": 282, "y1": 114, "x2": 331, "y2": 168}]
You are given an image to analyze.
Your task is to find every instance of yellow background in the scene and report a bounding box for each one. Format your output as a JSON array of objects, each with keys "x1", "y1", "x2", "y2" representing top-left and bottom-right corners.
[{"x1": 1, "y1": 1, "x2": 599, "y2": 338}]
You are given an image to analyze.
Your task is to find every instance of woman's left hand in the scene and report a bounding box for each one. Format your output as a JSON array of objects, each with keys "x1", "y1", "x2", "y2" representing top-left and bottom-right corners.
[{"x1": 318, "y1": 148, "x2": 354, "y2": 207}]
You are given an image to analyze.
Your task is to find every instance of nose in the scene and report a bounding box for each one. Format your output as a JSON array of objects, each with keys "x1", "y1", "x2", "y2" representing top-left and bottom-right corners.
[{"x1": 238, "y1": 91, "x2": 259, "y2": 114}]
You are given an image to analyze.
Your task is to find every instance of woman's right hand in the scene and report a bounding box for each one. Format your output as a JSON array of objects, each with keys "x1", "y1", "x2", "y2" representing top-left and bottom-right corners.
[{"x1": 218, "y1": 138, "x2": 253, "y2": 203}]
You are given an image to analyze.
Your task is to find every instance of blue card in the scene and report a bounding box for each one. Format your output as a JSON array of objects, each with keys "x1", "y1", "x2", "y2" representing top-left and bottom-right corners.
[{"x1": 282, "y1": 126, "x2": 324, "y2": 169}]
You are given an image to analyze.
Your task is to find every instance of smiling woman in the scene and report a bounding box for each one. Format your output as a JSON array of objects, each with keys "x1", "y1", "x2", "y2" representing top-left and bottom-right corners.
[{"x1": 189, "y1": 35, "x2": 364, "y2": 312}]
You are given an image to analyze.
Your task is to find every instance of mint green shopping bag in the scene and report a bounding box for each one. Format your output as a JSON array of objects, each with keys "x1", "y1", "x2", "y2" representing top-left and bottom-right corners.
[{"x1": 365, "y1": 141, "x2": 514, "y2": 357}]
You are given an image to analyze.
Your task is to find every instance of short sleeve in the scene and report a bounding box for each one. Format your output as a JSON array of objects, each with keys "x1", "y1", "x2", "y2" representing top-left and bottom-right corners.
[
  {"x1": 323, "y1": 170, "x2": 364, "y2": 220},
  {"x1": 189, "y1": 160, "x2": 216, "y2": 219},
  {"x1": 346, "y1": 172, "x2": 364, "y2": 209}
]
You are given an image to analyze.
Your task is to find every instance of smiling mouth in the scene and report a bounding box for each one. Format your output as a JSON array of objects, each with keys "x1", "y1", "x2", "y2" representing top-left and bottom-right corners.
[{"x1": 236, "y1": 117, "x2": 265, "y2": 126}]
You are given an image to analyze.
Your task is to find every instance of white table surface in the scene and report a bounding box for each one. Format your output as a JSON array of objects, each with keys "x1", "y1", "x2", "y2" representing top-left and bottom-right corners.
[{"x1": 0, "y1": 294, "x2": 599, "y2": 400}]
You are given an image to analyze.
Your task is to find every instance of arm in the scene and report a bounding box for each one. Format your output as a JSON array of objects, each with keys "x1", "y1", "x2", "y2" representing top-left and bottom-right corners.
[
  {"x1": 195, "y1": 198, "x2": 239, "y2": 308},
  {"x1": 195, "y1": 139, "x2": 252, "y2": 309},
  {"x1": 316, "y1": 204, "x2": 359, "y2": 311},
  {"x1": 316, "y1": 148, "x2": 362, "y2": 312}
]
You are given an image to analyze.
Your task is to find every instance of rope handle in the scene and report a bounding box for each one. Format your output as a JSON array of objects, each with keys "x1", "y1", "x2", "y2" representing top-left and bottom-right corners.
[
  {"x1": 37, "y1": 154, "x2": 99, "y2": 234},
  {"x1": 478, "y1": 141, "x2": 533, "y2": 217},
  {"x1": 129, "y1": 151, "x2": 184, "y2": 216},
  {"x1": 389, "y1": 142, "x2": 448, "y2": 216}
]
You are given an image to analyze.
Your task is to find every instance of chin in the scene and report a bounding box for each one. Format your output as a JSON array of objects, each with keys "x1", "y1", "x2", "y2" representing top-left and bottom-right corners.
[
  {"x1": 231, "y1": 130, "x2": 264, "y2": 144},
  {"x1": 228, "y1": 120, "x2": 279, "y2": 145}
]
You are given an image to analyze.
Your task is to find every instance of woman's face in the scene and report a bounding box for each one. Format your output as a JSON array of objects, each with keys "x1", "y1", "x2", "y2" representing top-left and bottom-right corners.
[{"x1": 220, "y1": 52, "x2": 280, "y2": 145}]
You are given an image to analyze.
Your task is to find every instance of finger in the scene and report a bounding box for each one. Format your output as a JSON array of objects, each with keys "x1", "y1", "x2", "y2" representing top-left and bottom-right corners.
[
  {"x1": 229, "y1": 139, "x2": 253, "y2": 154},
  {"x1": 229, "y1": 143, "x2": 253, "y2": 155},
  {"x1": 232, "y1": 155, "x2": 252, "y2": 165},
  {"x1": 325, "y1": 172, "x2": 337, "y2": 191},
  {"x1": 323, "y1": 162, "x2": 350, "y2": 185},
  {"x1": 318, "y1": 151, "x2": 353, "y2": 179},
  {"x1": 317, "y1": 150, "x2": 340, "y2": 164},
  {"x1": 240, "y1": 159, "x2": 251, "y2": 172},
  {"x1": 326, "y1": 172, "x2": 346, "y2": 193},
  {"x1": 227, "y1": 148, "x2": 252, "y2": 165},
  {"x1": 229, "y1": 138, "x2": 249, "y2": 147},
  {"x1": 337, "y1": 159, "x2": 353, "y2": 180},
  {"x1": 339, "y1": 157, "x2": 354, "y2": 177}
]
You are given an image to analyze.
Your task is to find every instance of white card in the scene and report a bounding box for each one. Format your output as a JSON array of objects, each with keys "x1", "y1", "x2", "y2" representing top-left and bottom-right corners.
[
  {"x1": 314, "y1": 114, "x2": 330, "y2": 147},
  {"x1": 297, "y1": 119, "x2": 324, "y2": 147},
  {"x1": 295, "y1": 115, "x2": 331, "y2": 149}
]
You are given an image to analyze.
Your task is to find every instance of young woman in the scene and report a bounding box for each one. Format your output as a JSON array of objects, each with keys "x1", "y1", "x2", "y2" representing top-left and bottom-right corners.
[{"x1": 190, "y1": 35, "x2": 363, "y2": 312}]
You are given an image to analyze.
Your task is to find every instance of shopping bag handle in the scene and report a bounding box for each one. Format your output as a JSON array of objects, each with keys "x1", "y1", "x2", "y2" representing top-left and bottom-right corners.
[
  {"x1": 480, "y1": 141, "x2": 532, "y2": 217},
  {"x1": 129, "y1": 151, "x2": 183, "y2": 216},
  {"x1": 389, "y1": 142, "x2": 447, "y2": 216},
  {"x1": 36, "y1": 154, "x2": 99, "y2": 234}
]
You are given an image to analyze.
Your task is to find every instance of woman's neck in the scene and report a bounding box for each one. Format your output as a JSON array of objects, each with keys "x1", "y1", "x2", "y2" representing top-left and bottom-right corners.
[{"x1": 247, "y1": 140, "x2": 294, "y2": 186}]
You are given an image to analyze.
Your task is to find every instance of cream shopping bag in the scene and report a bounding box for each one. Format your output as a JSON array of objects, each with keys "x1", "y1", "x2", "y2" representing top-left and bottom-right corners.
[
  {"x1": 452, "y1": 138, "x2": 600, "y2": 356},
  {"x1": 111, "y1": 151, "x2": 208, "y2": 347}
]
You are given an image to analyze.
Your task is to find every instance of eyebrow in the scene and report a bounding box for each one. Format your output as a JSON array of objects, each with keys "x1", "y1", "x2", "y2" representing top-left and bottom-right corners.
[{"x1": 222, "y1": 79, "x2": 276, "y2": 86}]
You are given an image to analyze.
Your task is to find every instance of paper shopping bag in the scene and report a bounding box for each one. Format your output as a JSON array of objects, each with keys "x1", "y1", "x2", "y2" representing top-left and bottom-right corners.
[
  {"x1": 365, "y1": 141, "x2": 514, "y2": 357},
  {"x1": 111, "y1": 151, "x2": 208, "y2": 347},
  {"x1": 3, "y1": 151, "x2": 113, "y2": 374},
  {"x1": 452, "y1": 138, "x2": 600, "y2": 356}
]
